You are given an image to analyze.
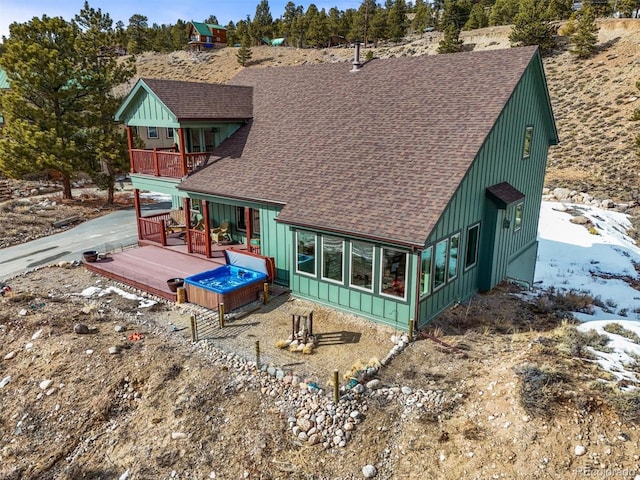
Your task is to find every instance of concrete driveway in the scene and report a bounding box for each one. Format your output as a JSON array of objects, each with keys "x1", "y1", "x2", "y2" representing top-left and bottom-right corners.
[{"x1": 0, "y1": 201, "x2": 170, "y2": 282}]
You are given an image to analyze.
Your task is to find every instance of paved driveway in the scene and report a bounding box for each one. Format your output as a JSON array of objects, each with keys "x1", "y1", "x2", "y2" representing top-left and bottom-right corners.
[{"x1": 0, "y1": 201, "x2": 170, "y2": 282}]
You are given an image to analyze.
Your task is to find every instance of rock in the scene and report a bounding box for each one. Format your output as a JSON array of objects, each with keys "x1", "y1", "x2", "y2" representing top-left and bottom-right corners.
[
  {"x1": 39, "y1": 379, "x2": 53, "y2": 390},
  {"x1": 108, "y1": 346, "x2": 120, "y2": 355},
  {"x1": 366, "y1": 379, "x2": 382, "y2": 390},
  {"x1": 362, "y1": 465, "x2": 377, "y2": 478},
  {"x1": 114, "y1": 325, "x2": 125, "y2": 333},
  {"x1": 171, "y1": 432, "x2": 187, "y2": 440},
  {"x1": 297, "y1": 417, "x2": 312, "y2": 432},
  {"x1": 350, "y1": 410, "x2": 361, "y2": 419},
  {"x1": 3, "y1": 351, "x2": 16, "y2": 360},
  {"x1": 553, "y1": 187, "x2": 572, "y2": 200},
  {"x1": 570, "y1": 215, "x2": 589, "y2": 225},
  {"x1": 74, "y1": 323, "x2": 90, "y2": 334},
  {"x1": 119, "y1": 470, "x2": 130, "y2": 480},
  {"x1": 32, "y1": 329, "x2": 43, "y2": 340},
  {"x1": 24, "y1": 342, "x2": 33, "y2": 350},
  {"x1": 0, "y1": 375, "x2": 10, "y2": 388},
  {"x1": 86, "y1": 349, "x2": 94, "y2": 355},
  {"x1": 601, "y1": 199, "x2": 615, "y2": 209},
  {"x1": 401, "y1": 386, "x2": 413, "y2": 395},
  {"x1": 574, "y1": 445, "x2": 587, "y2": 456},
  {"x1": 551, "y1": 203, "x2": 568, "y2": 212},
  {"x1": 46, "y1": 387, "x2": 57, "y2": 396},
  {"x1": 351, "y1": 383, "x2": 365, "y2": 394},
  {"x1": 308, "y1": 433, "x2": 321, "y2": 445},
  {"x1": 19, "y1": 309, "x2": 28, "y2": 316}
]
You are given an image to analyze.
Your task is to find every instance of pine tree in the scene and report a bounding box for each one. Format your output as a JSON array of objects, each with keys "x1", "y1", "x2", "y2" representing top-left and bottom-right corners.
[
  {"x1": 388, "y1": 0, "x2": 408, "y2": 42},
  {"x1": 509, "y1": 0, "x2": 557, "y2": 55},
  {"x1": 0, "y1": 15, "x2": 91, "y2": 199},
  {"x1": 252, "y1": 0, "x2": 273, "y2": 43},
  {"x1": 236, "y1": 33, "x2": 253, "y2": 66},
  {"x1": 438, "y1": 23, "x2": 463, "y2": 53},
  {"x1": 465, "y1": 3, "x2": 489, "y2": 30},
  {"x1": 488, "y1": 0, "x2": 520, "y2": 26},
  {"x1": 569, "y1": 6, "x2": 599, "y2": 59},
  {"x1": 127, "y1": 14, "x2": 149, "y2": 54}
]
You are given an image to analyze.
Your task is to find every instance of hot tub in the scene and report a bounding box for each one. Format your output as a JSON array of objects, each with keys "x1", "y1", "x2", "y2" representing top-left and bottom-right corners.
[{"x1": 185, "y1": 251, "x2": 270, "y2": 311}]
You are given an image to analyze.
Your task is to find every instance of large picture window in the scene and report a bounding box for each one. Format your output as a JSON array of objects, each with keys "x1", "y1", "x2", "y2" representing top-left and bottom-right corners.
[
  {"x1": 448, "y1": 233, "x2": 460, "y2": 281},
  {"x1": 434, "y1": 239, "x2": 448, "y2": 291},
  {"x1": 350, "y1": 241, "x2": 373, "y2": 291},
  {"x1": 420, "y1": 247, "x2": 433, "y2": 297},
  {"x1": 296, "y1": 231, "x2": 316, "y2": 276},
  {"x1": 380, "y1": 248, "x2": 407, "y2": 299},
  {"x1": 322, "y1": 236, "x2": 344, "y2": 283},
  {"x1": 465, "y1": 223, "x2": 480, "y2": 270}
]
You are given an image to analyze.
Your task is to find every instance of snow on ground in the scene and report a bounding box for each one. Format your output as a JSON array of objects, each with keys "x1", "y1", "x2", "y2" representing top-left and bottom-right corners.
[
  {"x1": 80, "y1": 285, "x2": 157, "y2": 309},
  {"x1": 535, "y1": 201, "x2": 640, "y2": 385}
]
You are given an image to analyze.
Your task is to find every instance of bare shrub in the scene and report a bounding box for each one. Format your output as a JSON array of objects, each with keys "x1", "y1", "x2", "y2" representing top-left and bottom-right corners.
[
  {"x1": 559, "y1": 324, "x2": 612, "y2": 357},
  {"x1": 602, "y1": 323, "x2": 640, "y2": 344},
  {"x1": 514, "y1": 363, "x2": 568, "y2": 419},
  {"x1": 609, "y1": 389, "x2": 640, "y2": 424}
]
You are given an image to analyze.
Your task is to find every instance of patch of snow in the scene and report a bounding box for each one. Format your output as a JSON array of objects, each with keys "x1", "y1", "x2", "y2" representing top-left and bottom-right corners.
[{"x1": 80, "y1": 285, "x2": 156, "y2": 309}]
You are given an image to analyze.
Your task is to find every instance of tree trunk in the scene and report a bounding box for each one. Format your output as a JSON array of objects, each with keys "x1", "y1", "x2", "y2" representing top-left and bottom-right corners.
[{"x1": 62, "y1": 173, "x2": 73, "y2": 200}]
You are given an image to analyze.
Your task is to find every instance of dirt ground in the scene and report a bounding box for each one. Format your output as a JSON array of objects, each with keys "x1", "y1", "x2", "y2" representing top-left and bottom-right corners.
[{"x1": 2, "y1": 264, "x2": 639, "y2": 479}]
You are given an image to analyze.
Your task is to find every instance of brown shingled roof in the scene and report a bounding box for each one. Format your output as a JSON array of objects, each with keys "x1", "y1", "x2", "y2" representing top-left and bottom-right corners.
[
  {"x1": 179, "y1": 47, "x2": 542, "y2": 247},
  {"x1": 141, "y1": 78, "x2": 253, "y2": 120}
]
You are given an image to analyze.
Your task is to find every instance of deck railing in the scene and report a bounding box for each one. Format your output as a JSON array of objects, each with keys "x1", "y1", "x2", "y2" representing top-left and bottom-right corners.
[
  {"x1": 130, "y1": 149, "x2": 212, "y2": 179},
  {"x1": 189, "y1": 229, "x2": 208, "y2": 256},
  {"x1": 138, "y1": 213, "x2": 169, "y2": 244}
]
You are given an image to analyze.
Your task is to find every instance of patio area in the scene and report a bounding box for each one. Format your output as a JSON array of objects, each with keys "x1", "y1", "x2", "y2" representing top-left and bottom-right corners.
[{"x1": 83, "y1": 245, "x2": 226, "y2": 301}]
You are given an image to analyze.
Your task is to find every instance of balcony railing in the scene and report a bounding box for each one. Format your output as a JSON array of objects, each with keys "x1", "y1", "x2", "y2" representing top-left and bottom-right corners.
[{"x1": 130, "y1": 149, "x2": 212, "y2": 179}]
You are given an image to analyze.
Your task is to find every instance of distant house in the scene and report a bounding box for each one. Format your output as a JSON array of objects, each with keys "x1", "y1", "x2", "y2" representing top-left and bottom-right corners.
[
  {"x1": 188, "y1": 21, "x2": 227, "y2": 50},
  {"x1": 0, "y1": 67, "x2": 9, "y2": 128},
  {"x1": 115, "y1": 46, "x2": 558, "y2": 331}
]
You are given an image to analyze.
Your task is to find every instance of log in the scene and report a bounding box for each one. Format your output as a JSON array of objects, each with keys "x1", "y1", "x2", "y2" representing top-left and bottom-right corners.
[{"x1": 52, "y1": 216, "x2": 80, "y2": 228}]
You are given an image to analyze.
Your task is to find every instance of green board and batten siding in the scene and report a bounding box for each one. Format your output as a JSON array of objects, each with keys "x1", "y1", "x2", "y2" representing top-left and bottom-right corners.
[
  {"x1": 417, "y1": 55, "x2": 555, "y2": 326},
  {"x1": 290, "y1": 236, "x2": 417, "y2": 331}
]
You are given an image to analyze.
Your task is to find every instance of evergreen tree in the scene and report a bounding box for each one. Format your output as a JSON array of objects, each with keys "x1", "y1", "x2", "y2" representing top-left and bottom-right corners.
[
  {"x1": 413, "y1": 0, "x2": 434, "y2": 34},
  {"x1": 204, "y1": 15, "x2": 219, "y2": 25},
  {"x1": 0, "y1": 15, "x2": 100, "y2": 199},
  {"x1": 252, "y1": 0, "x2": 274, "y2": 43},
  {"x1": 127, "y1": 13, "x2": 149, "y2": 53},
  {"x1": 226, "y1": 21, "x2": 238, "y2": 46},
  {"x1": 171, "y1": 20, "x2": 189, "y2": 50},
  {"x1": 509, "y1": 0, "x2": 557, "y2": 55},
  {"x1": 545, "y1": 0, "x2": 574, "y2": 20},
  {"x1": 388, "y1": 0, "x2": 409, "y2": 41},
  {"x1": 370, "y1": 6, "x2": 389, "y2": 44},
  {"x1": 236, "y1": 32, "x2": 253, "y2": 66},
  {"x1": 465, "y1": 3, "x2": 489, "y2": 29},
  {"x1": 306, "y1": 5, "x2": 329, "y2": 47},
  {"x1": 569, "y1": 6, "x2": 599, "y2": 58},
  {"x1": 74, "y1": 1, "x2": 136, "y2": 203},
  {"x1": 438, "y1": 23, "x2": 464, "y2": 52},
  {"x1": 489, "y1": 0, "x2": 520, "y2": 26},
  {"x1": 350, "y1": 0, "x2": 377, "y2": 45}
]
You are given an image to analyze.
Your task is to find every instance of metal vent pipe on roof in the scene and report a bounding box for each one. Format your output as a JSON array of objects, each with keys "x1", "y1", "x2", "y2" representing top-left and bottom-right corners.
[{"x1": 351, "y1": 42, "x2": 362, "y2": 72}]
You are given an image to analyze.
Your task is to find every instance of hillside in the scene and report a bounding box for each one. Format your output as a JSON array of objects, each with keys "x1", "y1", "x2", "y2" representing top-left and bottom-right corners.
[{"x1": 129, "y1": 19, "x2": 640, "y2": 203}]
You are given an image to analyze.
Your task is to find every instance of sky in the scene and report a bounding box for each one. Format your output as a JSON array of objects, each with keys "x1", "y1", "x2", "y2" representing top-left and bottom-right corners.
[{"x1": 0, "y1": 0, "x2": 362, "y2": 40}]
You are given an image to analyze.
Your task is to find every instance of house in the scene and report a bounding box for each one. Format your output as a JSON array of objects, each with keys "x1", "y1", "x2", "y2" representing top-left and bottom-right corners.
[
  {"x1": 0, "y1": 67, "x2": 9, "y2": 128},
  {"x1": 114, "y1": 46, "x2": 558, "y2": 331},
  {"x1": 188, "y1": 21, "x2": 227, "y2": 50}
]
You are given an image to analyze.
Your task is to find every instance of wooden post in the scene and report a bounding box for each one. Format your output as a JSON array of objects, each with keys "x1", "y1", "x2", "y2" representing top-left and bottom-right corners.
[
  {"x1": 133, "y1": 188, "x2": 142, "y2": 242},
  {"x1": 178, "y1": 127, "x2": 187, "y2": 175},
  {"x1": 203, "y1": 200, "x2": 212, "y2": 258},
  {"x1": 218, "y1": 303, "x2": 225, "y2": 328},
  {"x1": 245, "y1": 206, "x2": 252, "y2": 251},
  {"x1": 126, "y1": 126, "x2": 135, "y2": 173},
  {"x1": 190, "y1": 315, "x2": 197, "y2": 342},
  {"x1": 333, "y1": 370, "x2": 339, "y2": 404},
  {"x1": 255, "y1": 340, "x2": 260, "y2": 369},
  {"x1": 263, "y1": 282, "x2": 269, "y2": 305},
  {"x1": 153, "y1": 148, "x2": 160, "y2": 176},
  {"x1": 184, "y1": 197, "x2": 192, "y2": 253},
  {"x1": 408, "y1": 317, "x2": 414, "y2": 342}
]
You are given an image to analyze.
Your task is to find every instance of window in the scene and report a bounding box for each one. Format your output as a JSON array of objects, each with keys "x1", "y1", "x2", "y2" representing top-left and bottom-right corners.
[
  {"x1": 434, "y1": 239, "x2": 448, "y2": 291},
  {"x1": 166, "y1": 128, "x2": 174, "y2": 139},
  {"x1": 515, "y1": 202, "x2": 524, "y2": 231},
  {"x1": 147, "y1": 126, "x2": 158, "y2": 139},
  {"x1": 321, "y1": 236, "x2": 344, "y2": 283},
  {"x1": 350, "y1": 241, "x2": 373, "y2": 291},
  {"x1": 522, "y1": 126, "x2": 533, "y2": 159},
  {"x1": 296, "y1": 232, "x2": 316, "y2": 276},
  {"x1": 465, "y1": 223, "x2": 480, "y2": 270},
  {"x1": 236, "y1": 207, "x2": 246, "y2": 231},
  {"x1": 380, "y1": 249, "x2": 407, "y2": 299},
  {"x1": 420, "y1": 247, "x2": 432, "y2": 297},
  {"x1": 448, "y1": 233, "x2": 460, "y2": 281}
]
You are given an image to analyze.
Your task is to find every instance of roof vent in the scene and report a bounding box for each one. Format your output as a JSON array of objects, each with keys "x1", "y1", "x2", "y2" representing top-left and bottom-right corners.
[{"x1": 351, "y1": 42, "x2": 362, "y2": 72}]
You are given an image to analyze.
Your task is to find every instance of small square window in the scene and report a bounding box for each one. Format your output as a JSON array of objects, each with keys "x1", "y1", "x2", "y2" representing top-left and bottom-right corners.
[
  {"x1": 515, "y1": 202, "x2": 524, "y2": 231},
  {"x1": 522, "y1": 126, "x2": 533, "y2": 159},
  {"x1": 166, "y1": 128, "x2": 174, "y2": 139},
  {"x1": 147, "y1": 126, "x2": 158, "y2": 139}
]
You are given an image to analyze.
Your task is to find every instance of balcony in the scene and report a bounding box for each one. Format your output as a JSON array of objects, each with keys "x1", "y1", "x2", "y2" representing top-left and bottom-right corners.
[{"x1": 130, "y1": 149, "x2": 212, "y2": 179}]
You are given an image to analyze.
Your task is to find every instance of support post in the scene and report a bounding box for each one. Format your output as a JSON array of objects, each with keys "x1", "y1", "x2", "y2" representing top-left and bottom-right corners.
[
  {"x1": 218, "y1": 303, "x2": 225, "y2": 328},
  {"x1": 255, "y1": 340, "x2": 260, "y2": 370},
  {"x1": 333, "y1": 369, "x2": 339, "y2": 405},
  {"x1": 126, "y1": 126, "x2": 135, "y2": 173},
  {"x1": 408, "y1": 317, "x2": 414, "y2": 342},
  {"x1": 263, "y1": 282, "x2": 269, "y2": 305},
  {"x1": 190, "y1": 315, "x2": 197, "y2": 342},
  {"x1": 184, "y1": 197, "x2": 192, "y2": 253},
  {"x1": 203, "y1": 200, "x2": 212, "y2": 258},
  {"x1": 178, "y1": 127, "x2": 187, "y2": 176},
  {"x1": 153, "y1": 148, "x2": 160, "y2": 176},
  {"x1": 133, "y1": 189, "x2": 142, "y2": 242}
]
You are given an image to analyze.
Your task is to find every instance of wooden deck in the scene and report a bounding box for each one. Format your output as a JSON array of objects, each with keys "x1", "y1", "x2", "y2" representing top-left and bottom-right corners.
[{"x1": 83, "y1": 245, "x2": 226, "y2": 301}]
